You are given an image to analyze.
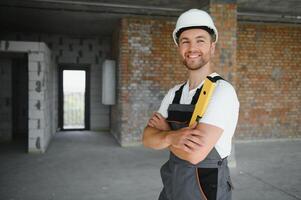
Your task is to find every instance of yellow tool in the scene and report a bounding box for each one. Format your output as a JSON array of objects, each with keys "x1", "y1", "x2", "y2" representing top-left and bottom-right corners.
[{"x1": 189, "y1": 77, "x2": 217, "y2": 126}]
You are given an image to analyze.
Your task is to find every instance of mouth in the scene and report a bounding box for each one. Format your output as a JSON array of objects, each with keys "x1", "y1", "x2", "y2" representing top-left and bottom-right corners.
[{"x1": 185, "y1": 53, "x2": 201, "y2": 60}]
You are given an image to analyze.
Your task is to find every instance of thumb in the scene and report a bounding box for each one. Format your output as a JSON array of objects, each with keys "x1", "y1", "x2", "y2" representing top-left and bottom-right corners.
[{"x1": 189, "y1": 122, "x2": 198, "y2": 129}]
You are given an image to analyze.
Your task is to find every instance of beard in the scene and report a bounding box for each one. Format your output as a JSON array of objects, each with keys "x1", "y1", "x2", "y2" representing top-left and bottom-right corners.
[{"x1": 183, "y1": 56, "x2": 210, "y2": 71}]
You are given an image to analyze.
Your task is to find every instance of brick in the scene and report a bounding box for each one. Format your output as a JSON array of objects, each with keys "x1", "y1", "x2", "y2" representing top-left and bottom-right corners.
[
  {"x1": 28, "y1": 136, "x2": 44, "y2": 153},
  {"x1": 29, "y1": 91, "x2": 44, "y2": 101},
  {"x1": 236, "y1": 23, "x2": 301, "y2": 139},
  {"x1": 112, "y1": 17, "x2": 187, "y2": 145},
  {"x1": 0, "y1": 41, "x2": 39, "y2": 52},
  {"x1": 28, "y1": 71, "x2": 44, "y2": 82},
  {"x1": 29, "y1": 52, "x2": 45, "y2": 62}
]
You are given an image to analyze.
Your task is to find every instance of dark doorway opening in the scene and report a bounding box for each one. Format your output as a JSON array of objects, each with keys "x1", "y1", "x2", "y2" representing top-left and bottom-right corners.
[
  {"x1": 0, "y1": 52, "x2": 28, "y2": 150},
  {"x1": 59, "y1": 66, "x2": 90, "y2": 131}
]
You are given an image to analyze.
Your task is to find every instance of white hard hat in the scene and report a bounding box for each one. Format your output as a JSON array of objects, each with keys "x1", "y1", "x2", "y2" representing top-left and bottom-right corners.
[{"x1": 172, "y1": 9, "x2": 218, "y2": 45}]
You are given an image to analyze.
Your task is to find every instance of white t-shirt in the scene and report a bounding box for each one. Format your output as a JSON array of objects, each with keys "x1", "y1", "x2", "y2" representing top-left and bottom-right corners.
[{"x1": 158, "y1": 73, "x2": 239, "y2": 158}]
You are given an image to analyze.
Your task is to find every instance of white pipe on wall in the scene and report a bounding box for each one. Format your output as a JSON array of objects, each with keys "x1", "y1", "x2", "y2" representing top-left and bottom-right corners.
[
  {"x1": 102, "y1": 60, "x2": 116, "y2": 105},
  {"x1": 30, "y1": 0, "x2": 182, "y2": 12}
]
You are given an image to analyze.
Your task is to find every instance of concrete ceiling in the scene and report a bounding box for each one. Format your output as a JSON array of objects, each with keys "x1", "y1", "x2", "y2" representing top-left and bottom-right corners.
[
  {"x1": 0, "y1": 0, "x2": 300, "y2": 36},
  {"x1": 238, "y1": 0, "x2": 301, "y2": 16}
]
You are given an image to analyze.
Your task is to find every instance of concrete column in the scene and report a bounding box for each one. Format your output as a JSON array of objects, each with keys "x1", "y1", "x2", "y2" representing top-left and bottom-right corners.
[{"x1": 28, "y1": 52, "x2": 46, "y2": 153}]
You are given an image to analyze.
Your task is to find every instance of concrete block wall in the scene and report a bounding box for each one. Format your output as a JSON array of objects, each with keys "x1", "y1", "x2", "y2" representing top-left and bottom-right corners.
[
  {"x1": 0, "y1": 33, "x2": 112, "y2": 131},
  {"x1": 236, "y1": 23, "x2": 301, "y2": 139},
  {"x1": 28, "y1": 51, "x2": 46, "y2": 152},
  {"x1": 27, "y1": 44, "x2": 54, "y2": 153},
  {"x1": 45, "y1": 35, "x2": 111, "y2": 131},
  {"x1": 0, "y1": 58, "x2": 12, "y2": 141},
  {"x1": 0, "y1": 40, "x2": 55, "y2": 152}
]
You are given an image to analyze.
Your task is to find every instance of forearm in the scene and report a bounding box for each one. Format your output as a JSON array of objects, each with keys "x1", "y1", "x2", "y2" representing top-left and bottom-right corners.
[
  {"x1": 142, "y1": 126, "x2": 171, "y2": 150},
  {"x1": 169, "y1": 126, "x2": 208, "y2": 164},
  {"x1": 169, "y1": 146, "x2": 191, "y2": 161},
  {"x1": 170, "y1": 146, "x2": 205, "y2": 165},
  {"x1": 170, "y1": 124, "x2": 222, "y2": 164}
]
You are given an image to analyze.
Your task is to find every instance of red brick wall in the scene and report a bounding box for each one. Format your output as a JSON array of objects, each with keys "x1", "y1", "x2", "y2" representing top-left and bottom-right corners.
[
  {"x1": 111, "y1": 17, "x2": 187, "y2": 145},
  {"x1": 112, "y1": 3, "x2": 241, "y2": 145},
  {"x1": 112, "y1": 11, "x2": 301, "y2": 146},
  {"x1": 236, "y1": 23, "x2": 301, "y2": 139}
]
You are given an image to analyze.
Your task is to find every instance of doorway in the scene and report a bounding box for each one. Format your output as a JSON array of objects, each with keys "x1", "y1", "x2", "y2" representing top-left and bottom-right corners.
[
  {"x1": 12, "y1": 54, "x2": 28, "y2": 142},
  {"x1": 0, "y1": 52, "x2": 28, "y2": 149},
  {"x1": 59, "y1": 66, "x2": 90, "y2": 130}
]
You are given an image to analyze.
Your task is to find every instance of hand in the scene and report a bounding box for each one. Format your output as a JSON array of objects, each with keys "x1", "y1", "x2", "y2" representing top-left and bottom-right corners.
[
  {"x1": 148, "y1": 112, "x2": 171, "y2": 131},
  {"x1": 167, "y1": 123, "x2": 204, "y2": 153}
]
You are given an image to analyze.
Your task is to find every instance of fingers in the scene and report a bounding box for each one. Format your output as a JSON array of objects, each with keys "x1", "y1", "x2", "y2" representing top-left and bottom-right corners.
[
  {"x1": 150, "y1": 112, "x2": 163, "y2": 123},
  {"x1": 150, "y1": 116, "x2": 160, "y2": 125},
  {"x1": 148, "y1": 117, "x2": 160, "y2": 127},
  {"x1": 156, "y1": 112, "x2": 164, "y2": 118},
  {"x1": 185, "y1": 137, "x2": 202, "y2": 149},
  {"x1": 187, "y1": 134, "x2": 203, "y2": 145},
  {"x1": 180, "y1": 140, "x2": 201, "y2": 153},
  {"x1": 148, "y1": 113, "x2": 170, "y2": 131},
  {"x1": 153, "y1": 112, "x2": 165, "y2": 121},
  {"x1": 189, "y1": 122, "x2": 198, "y2": 129},
  {"x1": 174, "y1": 130, "x2": 203, "y2": 152},
  {"x1": 148, "y1": 120, "x2": 155, "y2": 128},
  {"x1": 182, "y1": 144, "x2": 193, "y2": 153}
]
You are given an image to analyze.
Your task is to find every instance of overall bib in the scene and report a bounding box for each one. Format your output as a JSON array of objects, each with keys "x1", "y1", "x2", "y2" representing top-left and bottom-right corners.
[{"x1": 159, "y1": 77, "x2": 233, "y2": 200}]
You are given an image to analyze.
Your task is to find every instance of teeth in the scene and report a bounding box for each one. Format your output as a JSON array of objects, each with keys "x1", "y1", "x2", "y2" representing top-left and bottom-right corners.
[{"x1": 187, "y1": 54, "x2": 199, "y2": 58}]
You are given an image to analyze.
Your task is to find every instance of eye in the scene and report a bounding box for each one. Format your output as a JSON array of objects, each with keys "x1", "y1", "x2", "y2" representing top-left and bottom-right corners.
[{"x1": 197, "y1": 40, "x2": 205, "y2": 43}]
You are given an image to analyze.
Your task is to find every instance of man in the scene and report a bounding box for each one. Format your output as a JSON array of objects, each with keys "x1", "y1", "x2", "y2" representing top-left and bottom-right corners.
[{"x1": 142, "y1": 9, "x2": 239, "y2": 200}]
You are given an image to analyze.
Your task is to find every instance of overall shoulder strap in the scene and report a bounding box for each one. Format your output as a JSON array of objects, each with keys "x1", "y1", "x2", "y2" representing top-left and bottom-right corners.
[
  {"x1": 191, "y1": 86, "x2": 203, "y2": 105},
  {"x1": 207, "y1": 75, "x2": 224, "y2": 83},
  {"x1": 172, "y1": 82, "x2": 186, "y2": 104}
]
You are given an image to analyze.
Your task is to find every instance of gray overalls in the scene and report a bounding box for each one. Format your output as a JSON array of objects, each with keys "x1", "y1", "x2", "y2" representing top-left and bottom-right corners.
[{"x1": 159, "y1": 76, "x2": 233, "y2": 200}]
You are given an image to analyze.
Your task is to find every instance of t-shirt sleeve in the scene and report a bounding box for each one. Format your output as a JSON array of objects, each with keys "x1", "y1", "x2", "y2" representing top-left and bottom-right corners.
[
  {"x1": 157, "y1": 88, "x2": 175, "y2": 118},
  {"x1": 199, "y1": 81, "x2": 239, "y2": 130}
]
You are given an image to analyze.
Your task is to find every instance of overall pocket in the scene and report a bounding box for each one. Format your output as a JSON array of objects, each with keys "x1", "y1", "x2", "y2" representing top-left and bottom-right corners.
[{"x1": 196, "y1": 168, "x2": 218, "y2": 200}]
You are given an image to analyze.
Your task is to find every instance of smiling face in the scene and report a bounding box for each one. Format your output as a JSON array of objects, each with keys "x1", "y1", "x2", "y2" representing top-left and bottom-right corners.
[{"x1": 178, "y1": 28, "x2": 216, "y2": 71}]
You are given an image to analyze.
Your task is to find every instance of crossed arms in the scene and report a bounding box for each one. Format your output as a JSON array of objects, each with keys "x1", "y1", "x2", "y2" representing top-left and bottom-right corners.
[{"x1": 142, "y1": 112, "x2": 223, "y2": 165}]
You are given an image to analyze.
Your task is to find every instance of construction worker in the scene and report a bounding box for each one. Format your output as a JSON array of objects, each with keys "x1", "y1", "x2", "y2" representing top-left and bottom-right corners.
[{"x1": 142, "y1": 9, "x2": 239, "y2": 200}]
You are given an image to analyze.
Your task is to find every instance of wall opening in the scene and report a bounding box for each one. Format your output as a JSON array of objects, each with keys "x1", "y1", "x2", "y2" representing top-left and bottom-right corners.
[
  {"x1": 59, "y1": 66, "x2": 90, "y2": 131},
  {"x1": 0, "y1": 52, "x2": 28, "y2": 150}
]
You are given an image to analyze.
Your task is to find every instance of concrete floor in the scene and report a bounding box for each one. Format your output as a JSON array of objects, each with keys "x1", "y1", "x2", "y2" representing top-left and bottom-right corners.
[{"x1": 0, "y1": 131, "x2": 300, "y2": 200}]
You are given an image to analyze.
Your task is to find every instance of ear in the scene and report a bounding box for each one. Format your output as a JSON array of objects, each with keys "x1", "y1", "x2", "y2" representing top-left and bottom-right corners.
[{"x1": 210, "y1": 42, "x2": 216, "y2": 56}]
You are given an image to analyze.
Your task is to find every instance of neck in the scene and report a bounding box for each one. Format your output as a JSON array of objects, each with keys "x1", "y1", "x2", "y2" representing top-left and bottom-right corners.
[{"x1": 188, "y1": 63, "x2": 214, "y2": 90}]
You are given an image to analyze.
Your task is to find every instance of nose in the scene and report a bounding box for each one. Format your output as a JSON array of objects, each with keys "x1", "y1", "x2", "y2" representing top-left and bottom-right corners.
[{"x1": 187, "y1": 41, "x2": 198, "y2": 52}]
